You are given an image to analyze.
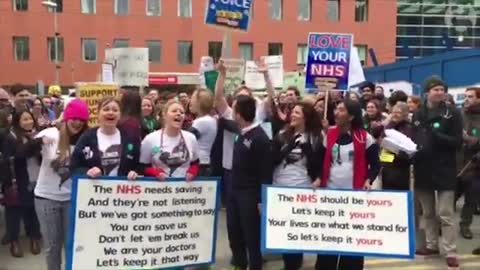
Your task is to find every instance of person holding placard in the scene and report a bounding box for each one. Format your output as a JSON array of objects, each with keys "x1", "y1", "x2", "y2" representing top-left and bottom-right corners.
[
  {"x1": 34, "y1": 99, "x2": 89, "y2": 270},
  {"x1": 272, "y1": 101, "x2": 324, "y2": 270},
  {"x1": 70, "y1": 97, "x2": 140, "y2": 180},
  {"x1": 316, "y1": 99, "x2": 380, "y2": 270},
  {"x1": 139, "y1": 99, "x2": 200, "y2": 181}
]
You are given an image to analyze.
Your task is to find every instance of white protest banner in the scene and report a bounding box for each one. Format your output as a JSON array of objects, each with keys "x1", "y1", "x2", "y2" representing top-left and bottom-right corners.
[
  {"x1": 198, "y1": 56, "x2": 216, "y2": 87},
  {"x1": 261, "y1": 186, "x2": 415, "y2": 259},
  {"x1": 223, "y1": 58, "x2": 245, "y2": 94},
  {"x1": 245, "y1": 55, "x2": 283, "y2": 90},
  {"x1": 66, "y1": 177, "x2": 219, "y2": 270},
  {"x1": 105, "y1": 48, "x2": 149, "y2": 87},
  {"x1": 102, "y1": 63, "x2": 114, "y2": 83}
]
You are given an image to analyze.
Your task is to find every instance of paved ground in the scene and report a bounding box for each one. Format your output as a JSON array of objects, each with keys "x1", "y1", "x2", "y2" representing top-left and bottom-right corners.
[{"x1": 0, "y1": 208, "x2": 479, "y2": 270}]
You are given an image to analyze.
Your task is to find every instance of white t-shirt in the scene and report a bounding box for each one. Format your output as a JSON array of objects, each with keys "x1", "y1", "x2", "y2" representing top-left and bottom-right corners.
[
  {"x1": 273, "y1": 133, "x2": 311, "y2": 187},
  {"x1": 34, "y1": 127, "x2": 72, "y2": 201},
  {"x1": 221, "y1": 101, "x2": 267, "y2": 170},
  {"x1": 324, "y1": 132, "x2": 375, "y2": 189},
  {"x1": 140, "y1": 129, "x2": 199, "y2": 177},
  {"x1": 97, "y1": 129, "x2": 122, "y2": 176},
  {"x1": 192, "y1": 115, "x2": 218, "y2": 165}
]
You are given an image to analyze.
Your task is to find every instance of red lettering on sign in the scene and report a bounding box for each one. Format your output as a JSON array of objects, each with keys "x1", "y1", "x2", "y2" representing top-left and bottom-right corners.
[{"x1": 309, "y1": 35, "x2": 350, "y2": 49}]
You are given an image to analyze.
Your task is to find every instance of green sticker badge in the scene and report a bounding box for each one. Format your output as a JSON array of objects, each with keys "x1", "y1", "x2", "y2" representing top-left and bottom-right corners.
[
  {"x1": 152, "y1": 146, "x2": 161, "y2": 155},
  {"x1": 333, "y1": 145, "x2": 339, "y2": 154},
  {"x1": 127, "y1": 144, "x2": 133, "y2": 152},
  {"x1": 473, "y1": 128, "x2": 478, "y2": 136},
  {"x1": 433, "y1": 122, "x2": 440, "y2": 129}
]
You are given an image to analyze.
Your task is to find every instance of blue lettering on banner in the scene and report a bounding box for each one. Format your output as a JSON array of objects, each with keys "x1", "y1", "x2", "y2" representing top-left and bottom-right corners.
[
  {"x1": 204, "y1": 0, "x2": 253, "y2": 31},
  {"x1": 305, "y1": 33, "x2": 353, "y2": 93}
]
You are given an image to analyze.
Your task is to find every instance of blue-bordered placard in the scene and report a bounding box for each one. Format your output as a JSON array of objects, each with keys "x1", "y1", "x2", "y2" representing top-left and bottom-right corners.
[
  {"x1": 66, "y1": 176, "x2": 221, "y2": 270},
  {"x1": 261, "y1": 185, "x2": 415, "y2": 259},
  {"x1": 204, "y1": 0, "x2": 253, "y2": 31}
]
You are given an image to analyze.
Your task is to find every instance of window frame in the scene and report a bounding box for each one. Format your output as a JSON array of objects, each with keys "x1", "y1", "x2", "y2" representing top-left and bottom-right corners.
[
  {"x1": 47, "y1": 36, "x2": 64, "y2": 62},
  {"x1": 355, "y1": 0, "x2": 368, "y2": 22},
  {"x1": 296, "y1": 44, "x2": 308, "y2": 64},
  {"x1": 177, "y1": 40, "x2": 193, "y2": 65},
  {"x1": 239, "y1": 42, "x2": 254, "y2": 61},
  {"x1": 297, "y1": 0, "x2": 311, "y2": 21},
  {"x1": 354, "y1": 44, "x2": 368, "y2": 66},
  {"x1": 13, "y1": 36, "x2": 30, "y2": 61},
  {"x1": 113, "y1": 39, "x2": 130, "y2": 48},
  {"x1": 82, "y1": 38, "x2": 97, "y2": 62},
  {"x1": 269, "y1": 0, "x2": 283, "y2": 20},
  {"x1": 146, "y1": 0, "x2": 161, "y2": 16},
  {"x1": 208, "y1": 41, "x2": 223, "y2": 64},
  {"x1": 327, "y1": 0, "x2": 340, "y2": 21},
  {"x1": 178, "y1": 0, "x2": 192, "y2": 17},
  {"x1": 81, "y1": 0, "x2": 96, "y2": 14},
  {"x1": 146, "y1": 40, "x2": 162, "y2": 63},
  {"x1": 268, "y1": 43, "x2": 283, "y2": 56},
  {"x1": 114, "y1": 0, "x2": 129, "y2": 15},
  {"x1": 13, "y1": 0, "x2": 28, "y2": 11}
]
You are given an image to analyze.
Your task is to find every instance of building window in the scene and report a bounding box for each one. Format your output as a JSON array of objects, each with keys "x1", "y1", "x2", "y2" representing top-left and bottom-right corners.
[
  {"x1": 269, "y1": 0, "x2": 282, "y2": 20},
  {"x1": 13, "y1": 0, "x2": 28, "y2": 11},
  {"x1": 327, "y1": 0, "x2": 340, "y2": 21},
  {"x1": 208, "y1": 42, "x2": 222, "y2": 64},
  {"x1": 297, "y1": 44, "x2": 308, "y2": 64},
  {"x1": 51, "y1": 0, "x2": 63, "y2": 12},
  {"x1": 178, "y1": 41, "x2": 193, "y2": 64},
  {"x1": 355, "y1": 45, "x2": 367, "y2": 66},
  {"x1": 113, "y1": 39, "x2": 129, "y2": 48},
  {"x1": 114, "y1": 0, "x2": 129, "y2": 15},
  {"x1": 81, "y1": 0, "x2": 96, "y2": 14},
  {"x1": 82, "y1": 38, "x2": 97, "y2": 62},
  {"x1": 178, "y1": 0, "x2": 192, "y2": 17},
  {"x1": 239, "y1": 43, "x2": 253, "y2": 61},
  {"x1": 355, "y1": 0, "x2": 368, "y2": 22},
  {"x1": 146, "y1": 0, "x2": 161, "y2": 16},
  {"x1": 47, "y1": 37, "x2": 64, "y2": 62},
  {"x1": 268, "y1": 43, "x2": 283, "y2": 56},
  {"x1": 146, "y1": 40, "x2": 161, "y2": 63},
  {"x1": 298, "y1": 0, "x2": 311, "y2": 21},
  {"x1": 13, "y1": 36, "x2": 29, "y2": 61}
]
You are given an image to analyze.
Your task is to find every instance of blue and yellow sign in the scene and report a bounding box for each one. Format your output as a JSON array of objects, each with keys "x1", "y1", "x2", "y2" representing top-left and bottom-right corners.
[{"x1": 205, "y1": 0, "x2": 253, "y2": 31}]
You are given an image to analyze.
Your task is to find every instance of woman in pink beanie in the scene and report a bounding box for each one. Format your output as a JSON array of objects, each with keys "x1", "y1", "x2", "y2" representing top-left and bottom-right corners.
[{"x1": 33, "y1": 98, "x2": 89, "y2": 270}]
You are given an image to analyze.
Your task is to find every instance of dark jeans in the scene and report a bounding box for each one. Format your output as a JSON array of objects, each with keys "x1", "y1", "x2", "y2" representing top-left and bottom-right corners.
[
  {"x1": 282, "y1": 253, "x2": 303, "y2": 270},
  {"x1": 227, "y1": 189, "x2": 262, "y2": 270},
  {"x1": 5, "y1": 205, "x2": 41, "y2": 242},
  {"x1": 222, "y1": 169, "x2": 232, "y2": 207},
  {"x1": 315, "y1": 255, "x2": 364, "y2": 270},
  {"x1": 460, "y1": 177, "x2": 480, "y2": 227}
]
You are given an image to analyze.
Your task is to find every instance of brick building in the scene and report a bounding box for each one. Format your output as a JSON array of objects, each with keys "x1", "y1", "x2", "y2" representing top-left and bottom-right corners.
[{"x1": 0, "y1": 0, "x2": 397, "y2": 87}]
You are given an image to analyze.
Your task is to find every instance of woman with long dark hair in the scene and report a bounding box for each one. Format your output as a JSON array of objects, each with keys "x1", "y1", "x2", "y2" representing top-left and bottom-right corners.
[
  {"x1": 119, "y1": 89, "x2": 142, "y2": 143},
  {"x1": 31, "y1": 97, "x2": 51, "y2": 130},
  {"x1": 34, "y1": 99, "x2": 89, "y2": 270},
  {"x1": 272, "y1": 101, "x2": 325, "y2": 270},
  {"x1": 141, "y1": 97, "x2": 160, "y2": 138},
  {"x1": 315, "y1": 100, "x2": 380, "y2": 270},
  {"x1": 2, "y1": 109, "x2": 43, "y2": 257}
]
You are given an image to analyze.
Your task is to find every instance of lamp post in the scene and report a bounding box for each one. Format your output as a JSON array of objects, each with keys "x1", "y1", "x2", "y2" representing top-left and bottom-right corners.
[{"x1": 41, "y1": 1, "x2": 59, "y2": 85}]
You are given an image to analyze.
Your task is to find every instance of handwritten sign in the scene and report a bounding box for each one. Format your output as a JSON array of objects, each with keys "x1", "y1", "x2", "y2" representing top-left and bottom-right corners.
[
  {"x1": 205, "y1": 0, "x2": 253, "y2": 31},
  {"x1": 223, "y1": 58, "x2": 245, "y2": 94},
  {"x1": 105, "y1": 48, "x2": 149, "y2": 87},
  {"x1": 261, "y1": 186, "x2": 415, "y2": 259},
  {"x1": 66, "y1": 177, "x2": 219, "y2": 270},
  {"x1": 245, "y1": 55, "x2": 284, "y2": 90},
  {"x1": 305, "y1": 33, "x2": 353, "y2": 92},
  {"x1": 76, "y1": 83, "x2": 118, "y2": 127}
]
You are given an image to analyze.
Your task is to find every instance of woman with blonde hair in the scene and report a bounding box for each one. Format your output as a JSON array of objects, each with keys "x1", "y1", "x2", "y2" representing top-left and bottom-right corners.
[
  {"x1": 189, "y1": 89, "x2": 217, "y2": 176},
  {"x1": 140, "y1": 100, "x2": 200, "y2": 181}
]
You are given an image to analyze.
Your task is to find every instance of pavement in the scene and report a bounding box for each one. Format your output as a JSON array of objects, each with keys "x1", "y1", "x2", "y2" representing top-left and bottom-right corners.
[{"x1": 0, "y1": 208, "x2": 479, "y2": 270}]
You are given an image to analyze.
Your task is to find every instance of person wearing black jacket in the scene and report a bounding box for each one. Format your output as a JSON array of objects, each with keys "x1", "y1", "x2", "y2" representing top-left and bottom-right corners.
[
  {"x1": 70, "y1": 97, "x2": 140, "y2": 180},
  {"x1": 272, "y1": 101, "x2": 324, "y2": 270},
  {"x1": 412, "y1": 76, "x2": 463, "y2": 269},
  {"x1": 379, "y1": 102, "x2": 413, "y2": 191},
  {"x1": 228, "y1": 95, "x2": 272, "y2": 270},
  {"x1": 2, "y1": 109, "x2": 44, "y2": 257}
]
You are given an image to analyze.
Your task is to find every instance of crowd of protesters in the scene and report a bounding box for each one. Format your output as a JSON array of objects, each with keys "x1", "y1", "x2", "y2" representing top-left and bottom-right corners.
[{"x1": 0, "y1": 58, "x2": 478, "y2": 270}]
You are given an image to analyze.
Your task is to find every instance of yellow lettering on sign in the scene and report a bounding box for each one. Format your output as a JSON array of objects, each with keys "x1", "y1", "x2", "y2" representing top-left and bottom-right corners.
[{"x1": 76, "y1": 84, "x2": 119, "y2": 127}]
